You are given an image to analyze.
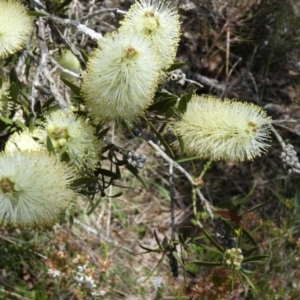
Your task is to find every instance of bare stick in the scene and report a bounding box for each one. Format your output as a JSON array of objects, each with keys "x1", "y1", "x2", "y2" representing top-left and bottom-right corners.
[
  {"x1": 169, "y1": 162, "x2": 176, "y2": 232},
  {"x1": 147, "y1": 140, "x2": 214, "y2": 219},
  {"x1": 79, "y1": 8, "x2": 127, "y2": 22}
]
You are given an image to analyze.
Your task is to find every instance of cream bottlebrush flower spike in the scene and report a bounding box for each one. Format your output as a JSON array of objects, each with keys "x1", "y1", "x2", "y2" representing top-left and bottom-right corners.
[
  {"x1": 0, "y1": 151, "x2": 75, "y2": 228},
  {"x1": 81, "y1": 31, "x2": 161, "y2": 124},
  {"x1": 34, "y1": 110, "x2": 101, "y2": 174},
  {"x1": 0, "y1": 0, "x2": 34, "y2": 59},
  {"x1": 171, "y1": 96, "x2": 272, "y2": 161},
  {"x1": 5, "y1": 131, "x2": 42, "y2": 153},
  {"x1": 120, "y1": 0, "x2": 181, "y2": 70}
]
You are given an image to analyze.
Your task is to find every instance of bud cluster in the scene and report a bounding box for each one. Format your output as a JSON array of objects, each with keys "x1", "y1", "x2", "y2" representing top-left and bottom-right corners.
[
  {"x1": 123, "y1": 151, "x2": 147, "y2": 169},
  {"x1": 222, "y1": 248, "x2": 244, "y2": 270},
  {"x1": 280, "y1": 144, "x2": 300, "y2": 175},
  {"x1": 168, "y1": 69, "x2": 186, "y2": 86}
]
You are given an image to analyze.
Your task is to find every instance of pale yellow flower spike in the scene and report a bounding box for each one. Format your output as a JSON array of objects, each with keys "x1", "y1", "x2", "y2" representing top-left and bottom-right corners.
[
  {"x1": 120, "y1": 0, "x2": 181, "y2": 70},
  {"x1": 0, "y1": 151, "x2": 75, "y2": 228},
  {"x1": 5, "y1": 131, "x2": 42, "y2": 153},
  {"x1": 0, "y1": 0, "x2": 34, "y2": 59},
  {"x1": 81, "y1": 31, "x2": 161, "y2": 124},
  {"x1": 34, "y1": 110, "x2": 102, "y2": 175},
  {"x1": 171, "y1": 96, "x2": 272, "y2": 162}
]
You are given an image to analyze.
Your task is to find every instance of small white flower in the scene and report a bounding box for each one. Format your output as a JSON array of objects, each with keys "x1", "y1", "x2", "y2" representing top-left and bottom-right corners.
[
  {"x1": 77, "y1": 264, "x2": 87, "y2": 272},
  {"x1": 84, "y1": 275, "x2": 97, "y2": 289},
  {"x1": 0, "y1": 0, "x2": 34, "y2": 59},
  {"x1": 74, "y1": 275, "x2": 85, "y2": 286},
  {"x1": 81, "y1": 30, "x2": 161, "y2": 124},
  {"x1": 47, "y1": 268, "x2": 61, "y2": 278},
  {"x1": 153, "y1": 276, "x2": 163, "y2": 290},
  {"x1": 0, "y1": 151, "x2": 75, "y2": 228},
  {"x1": 34, "y1": 110, "x2": 102, "y2": 174}
]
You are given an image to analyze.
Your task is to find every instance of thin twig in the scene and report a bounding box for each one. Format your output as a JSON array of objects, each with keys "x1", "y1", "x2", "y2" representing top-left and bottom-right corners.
[
  {"x1": 270, "y1": 125, "x2": 286, "y2": 148},
  {"x1": 169, "y1": 162, "x2": 176, "y2": 233},
  {"x1": 34, "y1": 19, "x2": 69, "y2": 111},
  {"x1": 49, "y1": 57, "x2": 83, "y2": 79},
  {"x1": 47, "y1": 14, "x2": 103, "y2": 40},
  {"x1": 79, "y1": 8, "x2": 127, "y2": 22},
  {"x1": 273, "y1": 123, "x2": 300, "y2": 137},
  {"x1": 147, "y1": 140, "x2": 214, "y2": 219}
]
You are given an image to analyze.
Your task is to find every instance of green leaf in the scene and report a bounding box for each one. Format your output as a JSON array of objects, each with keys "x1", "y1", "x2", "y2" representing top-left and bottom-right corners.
[
  {"x1": 166, "y1": 106, "x2": 175, "y2": 118},
  {"x1": 27, "y1": 11, "x2": 47, "y2": 17},
  {"x1": 178, "y1": 95, "x2": 187, "y2": 113},
  {"x1": 154, "y1": 230, "x2": 163, "y2": 251},
  {"x1": 97, "y1": 127, "x2": 110, "y2": 139},
  {"x1": 189, "y1": 261, "x2": 222, "y2": 266},
  {"x1": 42, "y1": 97, "x2": 56, "y2": 110},
  {"x1": 0, "y1": 116, "x2": 13, "y2": 125},
  {"x1": 14, "y1": 120, "x2": 27, "y2": 130},
  {"x1": 241, "y1": 227, "x2": 258, "y2": 247},
  {"x1": 195, "y1": 243, "x2": 224, "y2": 255},
  {"x1": 239, "y1": 269, "x2": 256, "y2": 291},
  {"x1": 139, "y1": 244, "x2": 161, "y2": 253},
  {"x1": 178, "y1": 226, "x2": 191, "y2": 244},
  {"x1": 243, "y1": 246, "x2": 259, "y2": 257},
  {"x1": 106, "y1": 192, "x2": 123, "y2": 198},
  {"x1": 61, "y1": 78, "x2": 81, "y2": 96},
  {"x1": 46, "y1": 136, "x2": 55, "y2": 153},
  {"x1": 87, "y1": 196, "x2": 102, "y2": 215},
  {"x1": 166, "y1": 62, "x2": 186, "y2": 72},
  {"x1": 242, "y1": 255, "x2": 268, "y2": 263},
  {"x1": 148, "y1": 97, "x2": 177, "y2": 112},
  {"x1": 145, "y1": 118, "x2": 174, "y2": 158},
  {"x1": 9, "y1": 82, "x2": 18, "y2": 103},
  {"x1": 70, "y1": 177, "x2": 94, "y2": 188},
  {"x1": 95, "y1": 168, "x2": 120, "y2": 180},
  {"x1": 125, "y1": 164, "x2": 149, "y2": 190},
  {"x1": 203, "y1": 229, "x2": 224, "y2": 253},
  {"x1": 55, "y1": 0, "x2": 73, "y2": 12},
  {"x1": 80, "y1": 49, "x2": 89, "y2": 64},
  {"x1": 240, "y1": 201, "x2": 270, "y2": 216},
  {"x1": 177, "y1": 135, "x2": 185, "y2": 153},
  {"x1": 172, "y1": 252, "x2": 185, "y2": 268}
]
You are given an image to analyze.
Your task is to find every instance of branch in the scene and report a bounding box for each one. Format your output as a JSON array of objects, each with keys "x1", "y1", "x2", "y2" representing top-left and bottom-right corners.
[
  {"x1": 47, "y1": 15, "x2": 103, "y2": 41},
  {"x1": 79, "y1": 8, "x2": 127, "y2": 23},
  {"x1": 34, "y1": 19, "x2": 69, "y2": 111},
  {"x1": 147, "y1": 140, "x2": 214, "y2": 219}
]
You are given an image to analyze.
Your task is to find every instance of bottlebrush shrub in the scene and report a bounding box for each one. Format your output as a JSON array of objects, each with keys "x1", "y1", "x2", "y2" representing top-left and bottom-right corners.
[
  {"x1": 0, "y1": 151, "x2": 75, "y2": 228},
  {"x1": 81, "y1": 31, "x2": 161, "y2": 124},
  {"x1": 0, "y1": 0, "x2": 33, "y2": 59},
  {"x1": 34, "y1": 110, "x2": 102, "y2": 174},
  {"x1": 120, "y1": 0, "x2": 181, "y2": 70},
  {"x1": 170, "y1": 95, "x2": 272, "y2": 161}
]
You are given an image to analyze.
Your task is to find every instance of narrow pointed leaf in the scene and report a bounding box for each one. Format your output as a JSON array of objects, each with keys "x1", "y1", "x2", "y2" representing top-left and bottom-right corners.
[{"x1": 203, "y1": 229, "x2": 224, "y2": 253}]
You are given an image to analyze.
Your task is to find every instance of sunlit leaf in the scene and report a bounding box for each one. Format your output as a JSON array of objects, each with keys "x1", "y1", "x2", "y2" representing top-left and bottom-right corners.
[{"x1": 166, "y1": 62, "x2": 186, "y2": 72}]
